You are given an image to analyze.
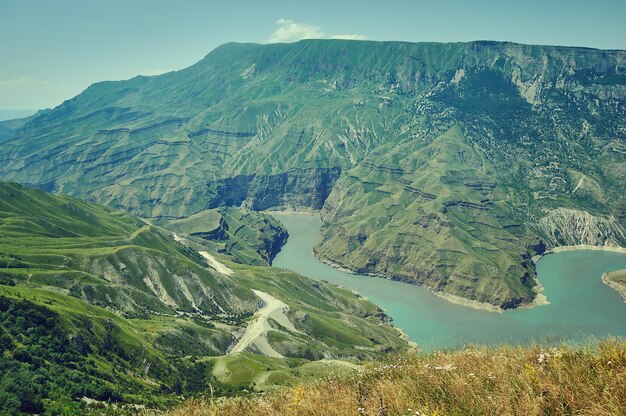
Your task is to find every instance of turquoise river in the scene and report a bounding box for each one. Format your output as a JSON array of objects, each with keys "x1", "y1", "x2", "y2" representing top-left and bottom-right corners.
[{"x1": 271, "y1": 213, "x2": 626, "y2": 349}]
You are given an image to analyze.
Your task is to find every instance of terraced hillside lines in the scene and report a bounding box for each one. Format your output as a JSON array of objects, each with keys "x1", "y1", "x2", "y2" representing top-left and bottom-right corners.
[
  {"x1": 318, "y1": 125, "x2": 540, "y2": 308},
  {"x1": 0, "y1": 181, "x2": 409, "y2": 410},
  {"x1": 0, "y1": 182, "x2": 258, "y2": 320},
  {"x1": 1, "y1": 40, "x2": 625, "y2": 308}
]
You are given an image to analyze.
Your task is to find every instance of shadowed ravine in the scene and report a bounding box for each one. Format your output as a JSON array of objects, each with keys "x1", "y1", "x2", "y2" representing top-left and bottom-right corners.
[{"x1": 271, "y1": 212, "x2": 626, "y2": 350}]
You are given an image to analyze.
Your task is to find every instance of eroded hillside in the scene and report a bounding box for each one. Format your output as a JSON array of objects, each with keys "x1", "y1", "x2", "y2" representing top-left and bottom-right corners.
[
  {"x1": 1, "y1": 40, "x2": 625, "y2": 307},
  {"x1": 0, "y1": 182, "x2": 407, "y2": 410}
]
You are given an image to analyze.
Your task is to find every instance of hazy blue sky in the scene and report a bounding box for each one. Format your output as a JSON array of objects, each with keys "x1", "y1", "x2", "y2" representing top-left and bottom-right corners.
[{"x1": 2, "y1": 0, "x2": 626, "y2": 110}]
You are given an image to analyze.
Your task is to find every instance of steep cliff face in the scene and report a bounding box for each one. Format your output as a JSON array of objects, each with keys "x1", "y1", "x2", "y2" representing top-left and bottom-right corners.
[
  {"x1": 0, "y1": 39, "x2": 624, "y2": 308},
  {"x1": 536, "y1": 208, "x2": 626, "y2": 248},
  {"x1": 212, "y1": 167, "x2": 342, "y2": 211}
]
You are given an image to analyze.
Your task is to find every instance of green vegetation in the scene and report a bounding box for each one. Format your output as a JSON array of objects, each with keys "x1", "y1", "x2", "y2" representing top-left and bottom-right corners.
[
  {"x1": 0, "y1": 38, "x2": 624, "y2": 414},
  {"x1": 0, "y1": 290, "x2": 180, "y2": 413},
  {"x1": 154, "y1": 207, "x2": 288, "y2": 265},
  {"x1": 1, "y1": 40, "x2": 624, "y2": 308},
  {"x1": 0, "y1": 182, "x2": 406, "y2": 413},
  {"x1": 0, "y1": 296, "x2": 113, "y2": 414},
  {"x1": 0, "y1": 182, "x2": 257, "y2": 320}
]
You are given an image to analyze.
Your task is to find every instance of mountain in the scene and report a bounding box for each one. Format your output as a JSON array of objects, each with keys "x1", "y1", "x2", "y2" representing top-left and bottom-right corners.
[
  {"x1": 0, "y1": 182, "x2": 406, "y2": 411},
  {"x1": 0, "y1": 40, "x2": 625, "y2": 308}
]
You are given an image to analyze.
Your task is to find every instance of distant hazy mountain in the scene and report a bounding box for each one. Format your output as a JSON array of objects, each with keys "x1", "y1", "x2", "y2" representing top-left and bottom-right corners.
[
  {"x1": 1, "y1": 39, "x2": 624, "y2": 309},
  {"x1": 0, "y1": 109, "x2": 38, "y2": 122}
]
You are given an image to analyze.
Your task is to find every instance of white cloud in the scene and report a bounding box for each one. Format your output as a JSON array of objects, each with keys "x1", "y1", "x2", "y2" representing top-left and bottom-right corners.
[
  {"x1": 330, "y1": 34, "x2": 369, "y2": 40},
  {"x1": 267, "y1": 19, "x2": 368, "y2": 43},
  {"x1": 267, "y1": 19, "x2": 325, "y2": 43}
]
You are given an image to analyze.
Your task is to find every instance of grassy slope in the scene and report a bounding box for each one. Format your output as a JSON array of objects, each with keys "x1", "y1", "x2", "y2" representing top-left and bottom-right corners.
[
  {"x1": 317, "y1": 125, "x2": 538, "y2": 307},
  {"x1": 170, "y1": 339, "x2": 626, "y2": 416},
  {"x1": 154, "y1": 207, "x2": 288, "y2": 265},
  {"x1": 0, "y1": 182, "x2": 258, "y2": 320},
  {"x1": 0, "y1": 182, "x2": 407, "y2": 411}
]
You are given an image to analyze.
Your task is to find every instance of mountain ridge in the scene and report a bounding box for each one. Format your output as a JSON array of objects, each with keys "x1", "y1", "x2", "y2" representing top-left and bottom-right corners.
[{"x1": 1, "y1": 38, "x2": 624, "y2": 308}]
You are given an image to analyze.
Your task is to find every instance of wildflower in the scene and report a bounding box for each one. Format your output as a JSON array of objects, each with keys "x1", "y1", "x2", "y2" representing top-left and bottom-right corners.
[
  {"x1": 549, "y1": 347, "x2": 563, "y2": 358},
  {"x1": 433, "y1": 364, "x2": 455, "y2": 371}
]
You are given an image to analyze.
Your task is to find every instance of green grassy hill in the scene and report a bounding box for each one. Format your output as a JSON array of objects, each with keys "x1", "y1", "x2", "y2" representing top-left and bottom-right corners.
[
  {"x1": 154, "y1": 207, "x2": 288, "y2": 265},
  {"x1": 0, "y1": 182, "x2": 406, "y2": 413},
  {"x1": 0, "y1": 40, "x2": 625, "y2": 308}
]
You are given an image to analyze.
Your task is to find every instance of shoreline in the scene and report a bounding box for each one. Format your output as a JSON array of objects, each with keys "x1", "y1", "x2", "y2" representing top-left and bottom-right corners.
[
  {"x1": 529, "y1": 244, "x2": 626, "y2": 307},
  {"x1": 517, "y1": 278, "x2": 550, "y2": 310},
  {"x1": 601, "y1": 272, "x2": 626, "y2": 303},
  {"x1": 535, "y1": 245, "x2": 626, "y2": 261},
  {"x1": 315, "y1": 243, "x2": 626, "y2": 313},
  {"x1": 315, "y1": 256, "x2": 418, "y2": 343},
  {"x1": 318, "y1": 254, "x2": 506, "y2": 313},
  {"x1": 432, "y1": 292, "x2": 503, "y2": 313},
  {"x1": 393, "y1": 324, "x2": 419, "y2": 349},
  {"x1": 265, "y1": 209, "x2": 321, "y2": 216},
  {"x1": 550, "y1": 244, "x2": 626, "y2": 254},
  {"x1": 269, "y1": 211, "x2": 626, "y2": 313}
]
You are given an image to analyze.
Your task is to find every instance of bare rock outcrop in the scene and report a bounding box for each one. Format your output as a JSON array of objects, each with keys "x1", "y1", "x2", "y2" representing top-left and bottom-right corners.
[{"x1": 537, "y1": 208, "x2": 626, "y2": 248}]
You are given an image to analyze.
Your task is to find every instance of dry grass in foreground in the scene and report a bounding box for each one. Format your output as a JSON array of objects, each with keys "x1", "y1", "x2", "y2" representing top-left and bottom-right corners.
[{"x1": 168, "y1": 339, "x2": 626, "y2": 416}]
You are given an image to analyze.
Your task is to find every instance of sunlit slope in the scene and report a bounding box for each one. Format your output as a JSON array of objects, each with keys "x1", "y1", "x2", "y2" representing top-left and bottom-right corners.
[
  {"x1": 1, "y1": 40, "x2": 625, "y2": 307},
  {"x1": 0, "y1": 182, "x2": 405, "y2": 356},
  {"x1": 0, "y1": 182, "x2": 407, "y2": 409},
  {"x1": 0, "y1": 182, "x2": 257, "y2": 318}
]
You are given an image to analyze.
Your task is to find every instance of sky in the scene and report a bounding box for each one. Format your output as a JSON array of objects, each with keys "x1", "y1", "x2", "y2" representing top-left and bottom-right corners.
[{"x1": 1, "y1": 0, "x2": 626, "y2": 111}]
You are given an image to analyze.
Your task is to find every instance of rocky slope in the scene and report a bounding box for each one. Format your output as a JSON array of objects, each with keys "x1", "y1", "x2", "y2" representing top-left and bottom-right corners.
[
  {"x1": 537, "y1": 208, "x2": 625, "y2": 247},
  {"x1": 0, "y1": 40, "x2": 625, "y2": 308}
]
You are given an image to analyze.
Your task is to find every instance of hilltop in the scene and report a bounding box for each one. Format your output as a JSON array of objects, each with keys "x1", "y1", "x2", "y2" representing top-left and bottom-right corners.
[{"x1": 0, "y1": 39, "x2": 625, "y2": 308}]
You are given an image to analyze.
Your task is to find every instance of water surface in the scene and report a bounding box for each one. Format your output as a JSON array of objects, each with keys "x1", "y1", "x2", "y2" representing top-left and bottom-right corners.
[{"x1": 272, "y1": 213, "x2": 626, "y2": 349}]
